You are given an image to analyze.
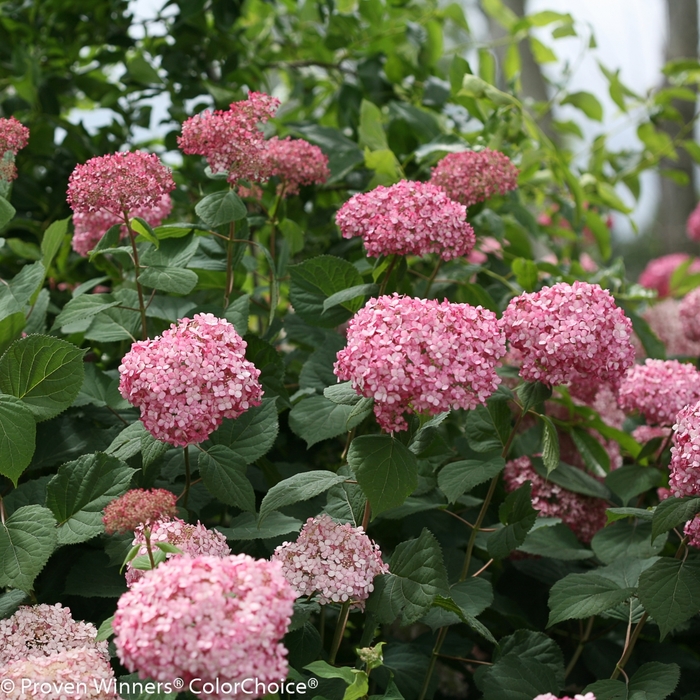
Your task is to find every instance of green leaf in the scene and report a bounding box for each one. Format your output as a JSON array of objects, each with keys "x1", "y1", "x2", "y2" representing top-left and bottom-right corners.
[
  {"x1": 259, "y1": 471, "x2": 348, "y2": 523},
  {"x1": 9, "y1": 262, "x2": 45, "y2": 307},
  {"x1": 359, "y1": 99, "x2": 388, "y2": 151},
  {"x1": 0, "y1": 589, "x2": 28, "y2": 619},
  {"x1": 198, "y1": 445, "x2": 255, "y2": 512},
  {"x1": 289, "y1": 395, "x2": 371, "y2": 448},
  {"x1": 627, "y1": 662, "x2": 680, "y2": 700},
  {"x1": 138, "y1": 266, "x2": 199, "y2": 294},
  {"x1": 432, "y1": 595, "x2": 496, "y2": 644},
  {"x1": 322, "y1": 284, "x2": 378, "y2": 313},
  {"x1": 606, "y1": 507, "x2": 654, "y2": 524},
  {"x1": 74, "y1": 363, "x2": 130, "y2": 410},
  {"x1": 305, "y1": 661, "x2": 355, "y2": 685},
  {"x1": 0, "y1": 335, "x2": 85, "y2": 421},
  {"x1": 300, "y1": 335, "x2": 347, "y2": 392},
  {"x1": 652, "y1": 496, "x2": 700, "y2": 543},
  {"x1": 0, "y1": 196, "x2": 16, "y2": 229},
  {"x1": 487, "y1": 482, "x2": 538, "y2": 558},
  {"x1": 437, "y1": 457, "x2": 505, "y2": 503},
  {"x1": 533, "y1": 458, "x2": 611, "y2": 499},
  {"x1": 126, "y1": 53, "x2": 162, "y2": 84},
  {"x1": 561, "y1": 91, "x2": 603, "y2": 121},
  {"x1": 625, "y1": 308, "x2": 665, "y2": 359},
  {"x1": 0, "y1": 394, "x2": 36, "y2": 486},
  {"x1": 96, "y1": 615, "x2": 114, "y2": 642},
  {"x1": 529, "y1": 37, "x2": 557, "y2": 64},
  {"x1": 540, "y1": 415, "x2": 560, "y2": 475},
  {"x1": 465, "y1": 400, "x2": 511, "y2": 453},
  {"x1": 347, "y1": 435, "x2": 419, "y2": 517},
  {"x1": 583, "y1": 680, "x2": 627, "y2": 700},
  {"x1": 480, "y1": 655, "x2": 560, "y2": 700},
  {"x1": 84, "y1": 307, "x2": 140, "y2": 343},
  {"x1": 584, "y1": 210, "x2": 612, "y2": 261},
  {"x1": 605, "y1": 464, "x2": 662, "y2": 506},
  {"x1": 195, "y1": 190, "x2": 247, "y2": 227},
  {"x1": 570, "y1": 426, "x2": 610, "y2": 475},
  {"x1": 591, "y1": 521, "x2": 666, "y2": 565},
  {"x1": 106, "y1": 421, "x2": 150, "y2": 461},
  {"x1": 0, "y1": 505, "x2": 57, "y2": 592},
  {"x1": 130, "y1": 216, "x2": 159, "y2": 247},
  {"x1": 216, "y1": 511, "x2": 301, "y2": 541},
  {"x1": 637, "y1": 557, "x2": 700, "y2": 639},
  {"x1": 518, "y1": 522, "x2": 594, "y2": 560},
  {"x1": 515, "y1": 382, "x2": 552, "y2": 413},
  {"x1": 511, "y1": 258, "x2": 538, "y2": 291},
  {"x1": 54, "y1": 294, "x2": 121, "y2": 331},
  {"x1": 493, "y1": 630, "x2": 566, "y2": 687},
  {"x1": 45, "y1": 452, "x2": 135, "y2": 545},
  {"x1": 141, "y1": 235, "x2": 198, "y2": 268},
  {"x1": 324, "y1": 382, "x2": 365, "y2": 405}
]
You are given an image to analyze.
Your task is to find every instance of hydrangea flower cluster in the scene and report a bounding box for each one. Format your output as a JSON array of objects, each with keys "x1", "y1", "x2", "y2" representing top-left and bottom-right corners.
[
  {"x1": 688, "y1": 202, "x2": 700, "y2": 241},
  {"x1": 335, "y1": 180, "x2": 475, "y2": 260},
  {"x1": 679, "y1": 286, "x2": 700, "y2": 342},
  {"x1": 429, "y1": 148, "x2": 518, "y2": 207},
  {"x1": 118, "y1": 313, "x2": 263, "y2": 446},
  {"x1": 533, "y1": 694, "x2": 596, "y2": 700},
  {"x1": 67, "y1": 151, "x2": 175, "y2": 219},
  {"x1": 0, "y1": 604, "x2": 107, "y2": 667},
  {"x1": 1, "y1": 648, "x2": 120, "y2": 700},
  {"x1": 500, "y1": 281, "x2": 634, "y2": 396},
  {"x1": 0, "y1": 116, "x2": 30, "y2": 183},
  {"x1": 632, "y1": 424, "x2": 671, "y2": 446},
  {"x1": 617, "y1": 359, "x2": 700, "y2": 426},
  {"x1": 638, "y1": 253, "x2": 700, "y2": 298},
  {"x1": 334, "y1": 294, "x2": 506, "y2": 432},
  {"x1": 113, "y1": 555, "x2": 296, "y2": 700},
  {"x1": 263, "y1": 136, "x2": 330, "y2": 196},
  {"x1": 272, "y1": 514, "x2": 388, "y2": 609},
  {"x1": 125, "y1": 517, "x2": 230, "y2": 586},
  {"x1": 669, "y1": 400, "x2": 700, "y2": 497},
  {"x1": 102, "y1": 488, "x2": 178, "y2": 535},
  {"x1": 641, "y1": 298, "x2": 700, "y2": 357},
  {"x1": 504, "y1": 457, "x2": 607, "y2": 543},
  {"x1": 178, "y1": 92, "x2": 280, "y2": 184}
]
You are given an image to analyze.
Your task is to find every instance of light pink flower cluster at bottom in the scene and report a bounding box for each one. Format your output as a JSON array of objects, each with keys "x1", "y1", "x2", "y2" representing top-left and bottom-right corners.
[{"x1": 534, "y1": 694, "x2": 596, "y2": 700}]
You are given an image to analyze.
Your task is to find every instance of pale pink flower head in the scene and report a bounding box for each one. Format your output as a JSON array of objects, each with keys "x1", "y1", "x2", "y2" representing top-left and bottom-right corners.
[
  {"x1": 638, "y1": 253, "x2": 700, "y2": 298},
  {"x1": 118, "y1": 313, "x2": 263, "y2": 446},
  {"x1": 178, "y1": 91, "x2": 280, "y2": 184},
  {"x1": 113, "y1": 555, "x2": 296, "y2": 699},
  {"x1": 0, "y1": 603, "x2": 108, "y2": 667},
  {"x1": 263, "y1": 136, "x2": 330, "y2": 196},
  {"x1": 669, "y1": 400, "x2": 700, "y2": 497},
  {"x1": 429, "y1": 148, "x2": 518, "y2": 208},
  {"x1": 1, "y1": 648, "x2": 119, "y2": 700},
  {"x1": 679, "y1": 286, "x2": 700, "y2": 342},
  {"x1": 684, "y1": 515, "x2": 700, "y2": 547},
  {"x1": 125, "y1": 517, "x2": 231, "y2": 586},
  {"x1": 334, "y1": 294, "x2": 506, "y2": 432},
  {"x1": 500, "y1": 281, "x2": 635, "y2": 394},
  {"x1": 504, "y1": 457, "x2": 607, "y2": 544},
  {"x1": 67, "y1": 151, "x2": 175, "y2": 220},
  {"x1": 272, "y1": 514, "x2": 388, "y2": 610},
  {"x1": 103, "y1": 488, "x2": 178, "y2": 535},
  {"x1": 688, "y1": 203, "x2": 700, "y2": 241},
  {"x1": 533, "y1": 694, "x2": 596, "y2": 700},
  {"x1": 335, "y1": 180, "x2": 475, "y2": 261},
  {"x1": 642, "y1": 298, "x2": 700, "y2": 357},
  {"x1": 0, "y1": 116, "x2": 29, "y2": 183},
  {"x1": 633, "y1": 425, "x2": 671, "y2": 446}
]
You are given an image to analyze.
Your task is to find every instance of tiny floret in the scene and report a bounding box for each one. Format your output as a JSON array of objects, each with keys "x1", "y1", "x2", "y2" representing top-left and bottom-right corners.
[
  {"x1": 102, "y1": 488, "x2": 178, "y2": 535},
  {"x1": 669, "y1": 400, "x2": 700, "y2": 498}
]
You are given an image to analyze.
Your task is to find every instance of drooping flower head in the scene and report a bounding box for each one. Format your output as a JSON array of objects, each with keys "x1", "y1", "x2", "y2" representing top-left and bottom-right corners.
[
  {"x1": 125, "y1": 517, "x2": 230, "y2": 587},
  {"x1": 103, "y1": 488, "x2": 178, "y2": 535},
  {"x1": 263, "y1": 136, "x2": 330, "y2": 197},
  {"x1": 178, "y1": 92, "x2": 280, "y2": 184},
  {"x1": 113, "y1": 555, "x2": 296, "y2": 700},
  {"x1": 429, "y1": 148, "x2": 518, "y2": 207},
  {"x1": 617, "y1": 359, "x2": 700, "y2": 426},
  {"x1": 118, "y1": 313, "x2": 263, "y2": 446},
  {"x1": 638, "y1": 253, "x2": 700, "y2": 298},
  {"x1": 0, "y1": 604, "x2": 107, "y2": 667},
  {"x1": 334, "y1": 294, "x2": 506, "y2": 432},
  {"x1": 688, "y1": 203, "x2": 700, "y2": 242},
  {"x1": 669, "y1": 400, "x2": 700, "y2": 497},
  {"x1": 272, "y1": 514, "x2": 388, "y2": 610},
  {"x1": 641, "y1": 298, "x2": 700, "y2": 358},
  {"x1": 679, "y1": 286, "x2": 700, "y2": 342},
  {"x1": 0, "y1": 116, "x2": 30, "y2": 183},
  {"x1": 335, "y1": 180, "x2": 475, "y2": 261},
  {"x1": 500, "y1": 281, "x2": 635, "y2": 395}
]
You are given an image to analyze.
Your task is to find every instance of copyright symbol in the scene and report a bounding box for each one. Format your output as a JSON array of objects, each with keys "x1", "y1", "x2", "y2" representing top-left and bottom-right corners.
[
  {"x1": 1, "y1": 679, "x2": 15, "y2": 692},
  {"x1": 173, "y1": 678, "x2": 184, "y2": 690},
  {"x1": 308, "y1": 678, "x2": 318, "y2": 689}
]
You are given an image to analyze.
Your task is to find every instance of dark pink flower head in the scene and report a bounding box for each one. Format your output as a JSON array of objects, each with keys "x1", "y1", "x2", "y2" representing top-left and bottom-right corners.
[
  {"x1": 67, "y1": 150, "x2": 175, "y2": 219},
  {"x1": 670, "y1": 400, "x2": 700, "y2": 497},
  {"x1": 429, "y1": 148, "x2": 518, "y2": 208},
  {"x1": 336, "y1": 180, "x2": 475, "y2": 261},
  {"x1": 688, "y1": 203, "x2": 700, "y2": 241},
  {"x1": 178, "y1": 91, "x2": 280, "y2": 184},
  {"x1": 113, "y1": 555, "x2": 296, "y2": 699},
  {"x1": 504, "y1": 457, "x2": 606, "y2": 544},
  {"x1": 263, "y1": 136, "x2": 330, "y2": 196},
  {"x1": 119, "y1": 313, "x2": 263, "y2": 446},
  {"x1": 272, "y1": 514, "x2": 388, "y2": 610},
  {"x1": 638, "y1": 253, "x2": 700, "y2": 298},
  {"x1": 500, "y1": 281, "x2": 635, "y2": 393},
  {"x1": 334, "y1": 294, "x2": 506, "y2": 432},
  {"x1": 617, "y1": 359, "x2": 700, "y2": 426},
  {"x1": 642, "y1": 298, "x2": 700, "y2": 357},
  {"x1": 0, "y1": 116, "x2": 29, "y2": 155},
  {"x1": 679, "y1": 286, "x2": 700, "y2": 342},
  {"x1": 102, "y1": 488, "x2": 178, "y2": 535}
]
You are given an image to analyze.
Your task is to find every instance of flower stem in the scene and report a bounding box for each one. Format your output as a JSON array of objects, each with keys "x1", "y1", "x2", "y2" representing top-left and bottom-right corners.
[
  {"x1": 565, "y1": 616, "x2": 595, "y2": 679},
  {"x1": 329, "y1": 602, "x2": 351, "y2": 665},
  {"x1": 424, "y1": 258, "x2": 443, "y2": 297},
  {"x1": 144, "y1": 529, "x2": 156, "y2": 569},
  {"x1": 378, "y1": 254, "x2": 399, "y2": 295},
  {"x1": 180, "y1": 447, "x2": 191, "y2": 509},
  {"x1": 124, "y1": 213, "x2": 148, "y2": 340},
  {"x1": 361, "y1": 500, "x2": 371, "y2": 530},
  {"x1": 224, "y1": 219, "x2": 236, "y2": 308}
]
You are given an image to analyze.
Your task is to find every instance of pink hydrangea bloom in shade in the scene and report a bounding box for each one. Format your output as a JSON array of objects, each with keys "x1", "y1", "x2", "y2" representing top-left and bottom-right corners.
[
  {"x1": 533, "y1": 695, "x2": 595, "y2": 700},
  {"x1": 641, "y1": 298, "x2": 700, "y2": 358},
  {"x1": 118, "y1": 313, "x2": 263, "y2": 446},
  {"x1": 688, "y1": 203, "x2": 700, "y2": 241},
  {"x1": 633, "y1": 425, "x2": 671, "y2": 446},
  {"x1": 684, "y1": 516, "x2": 700, "y2": 547},
  {"x1": 125, "y1": 517, "x2": 230, "y2": 586},
  {"x1": 335, "y1": 180, "x2": 475, "y2": 261},
  {"x1": 263, "y1": 136, "x2": 330, "y2": 197},
  {"x1": 334, "y1": 294, "x2": 506, "y2": 432},
  {"x1": 0, "y1": 116, "x2": 29, "y2": 183},
  {"x1": 272, "y1": 514, "x2": 388, "y2": 610},
  {"x1": 657, "y1": 486, "x2": 672, "y2": 501},
  {"x1": 429, "y1": 149, "x2": 518, "y2": 207},
  {"x1": 504, "y1": 457, "x2": 607, "y2": 544},
  {"x1": 67, "y1": 151, "x2": 175, "y2": 221},
  {"x1": 669, "y1": 400, "x2": 700, "y2": 497},
  {"x1": 679, "y1": 286, "x2": 700, "y2": 342},
  {"x1": 0, "y1": 604, "x2": 107, "y2": 667},
  {"x1": 1, "y1": 648, "x2": 120, "y2": 700},
  {"x1": 102, "y1": 488, "x2": 178, "y2": 535},
  {"x1": 617, "y1": 359, "x2": 700, "y2": 426},
  {"x1": 638, "y1": 253, "x2": 700, "y2": 298},
  {"x1": 501, "y1": 281, "x2": 635, "y2": 395},
  {"x1": 178, "y1": 92, "x2": 280, "y2": 184},
  {"x1": 113, "y1": 555, "x2": 296, "y2": 700}
]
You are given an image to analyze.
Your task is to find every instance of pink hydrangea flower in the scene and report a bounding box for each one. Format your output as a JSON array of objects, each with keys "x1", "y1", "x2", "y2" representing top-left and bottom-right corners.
[
  {"x1": 113, "y1": 555, "x2": 296, "y2": 700},
  {"x1": 263, "y1": 136, "x2": 330, "y2": 197},
  {"x1": 125, "y1": 517, "x2": 230, "y2": 586},
  {"x1": 633, "y1": 425, "x2": 671, "y2": 446},
  {"x1": 688, "y1": 203, "x2": 700, "y2": 241},
  {"x1": 0, "y1": 116, "x2": 30, "y2": 182},
  {"x1": 504, "y1": 457, "x2": 607, "y2": 544},
  {"x1": 0, "y1": 604, "x2": 107, "y2": 667},
  {"x1": 102, "y1": 488, "x2": 178, "y2": 535},
  {"x1": 684, "y1": 515, "x2": 700, "y2": 547},
  {"x1": 178, "y1": 92, "x2": 280, "y2": 184},
  {"x1": 679, "y1": 286, "x2": 700, "y2": 342},
  {"x1": 0, "y1": 648, "x2": 119, "y2": 700},
  {"x1": 429, "y1": 149, "x2": 518, "y2": 207},
  {"x1": 533, "y1": 694, "x2": 595, "y2": 700},
  {"x1": 335, "y1": 180, "x2": 475, "y2": 261},
  {"x1": 272, "y1": 514, "x2": 388, "y2": 610},
  {"x1": 334, "y1": 294, "x2": 506, "y2": 432},
  {"x1": 617, "y1": 359, "x2": 700, "y2": 426},
  {"x1": 669, "y1": 400, "x2": 700, "y2": 497},
  {"x1": 641, "y1": 298, "x2": 700, "y2": 357},
  {"x1": 638, "y1": 253, "x2": 700, "y2": 298},
  {"x1": 500, "y1": 281, "x2": 635, "y2": 395},
  {"x1": 118, "y1": 313, "x2": 263, "y2": 446}
]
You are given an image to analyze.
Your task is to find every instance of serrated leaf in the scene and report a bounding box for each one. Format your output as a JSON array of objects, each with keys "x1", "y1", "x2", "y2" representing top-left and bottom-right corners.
[
  {"x1": 0, "y1": 196, "x2": 16, "y2": 229},
  {"x1": 540, "y1": 415, "x2": 560, "y2": 475},
  {"x1": 0, "y1": 589, "x2": 28, "y2": 619},
  {"x1": 515, "y1": 382, "x2": 552, "y2": 413},
  {"x1": 324, "y1": 382, "x2": 364, "y2": 405},
  {"x1": 198, "y1": 445, "x2": 255, "y2": 512},
  {"x1": 216, "y1": 511, "x2": 302, "y2": 541},
  {"x1": 299, "y1": 335, "x2": 346, "y2": 392},
  {"x1": 138, "y1": 266, "x2": 198, "y2": 295},
  {"x1": 652, "y1": 496, "x2": 700, "y2": 542},
  {"x1": 561, "y1": 90, "x2": 603, "y2": 120},
  {"x1": 518, "y1": 522, "x2": 594, "y2": 560},
  {"x1": 628, "y1": 662, "x2": 680, "y2": 700},
  {"x1": 209, "y1": 398, "x2": 278, "y2": 463},
  {"x1": 0, "y1": 394, "x2": 36, "y2": 485},
  {"x1": 41, "y1": 218, "x2": 69, "y2": 270},
  {"x1": 487, "y1": 482, "x2": 538, "y2": 558},
  {"x1": 480, "y1": 655, "x2": 560, "y2": 700},
  {"x1": 591, "y1": 521, "x2": 666, "y2": 564},
  {"x1": 9, "y1": 262, "x2": 45, "y2": 307},
  {"x1": 106, "y1": 421, "x2": 150, "y2": 461},
  {"x1": 533, "y1": 458, "x2": 611, "y2": 499},
  {"x1": 433, "y1": 595, "x2": 496, "y2": 643},
  {"x1": 289, "y1": 395, "x2": 371, "y2": 447},
  {"x1": 606, "y1": 464, "x2": 662, "y2": 506},
  {"x1": 571, "y1": 426, "x2": 610, "y2": 475},
  {"x1": 465, "y1": 400, "x2": 511, "y2": 453},
  {"x1": 322, "y1": 284, "x2": 378, "y2": 313},
  {"x1": 54, "y1": 294, "x2": 121, "y2": 330},
  {"x1": 84, "y1": 307, "x2": 140, "y2": 343},
  {"x1": 437, "y1": 457, "x2": 505, "y2": 503},
  {"x1": 195, "y1": 190, "x2": 247, "y2": 227},
  {"x1": 96, "y1": 615, "x2": 115, "y2": 642},
  {"x1": 130, "y1": 216, "x2": 159, "y2": 247}
]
